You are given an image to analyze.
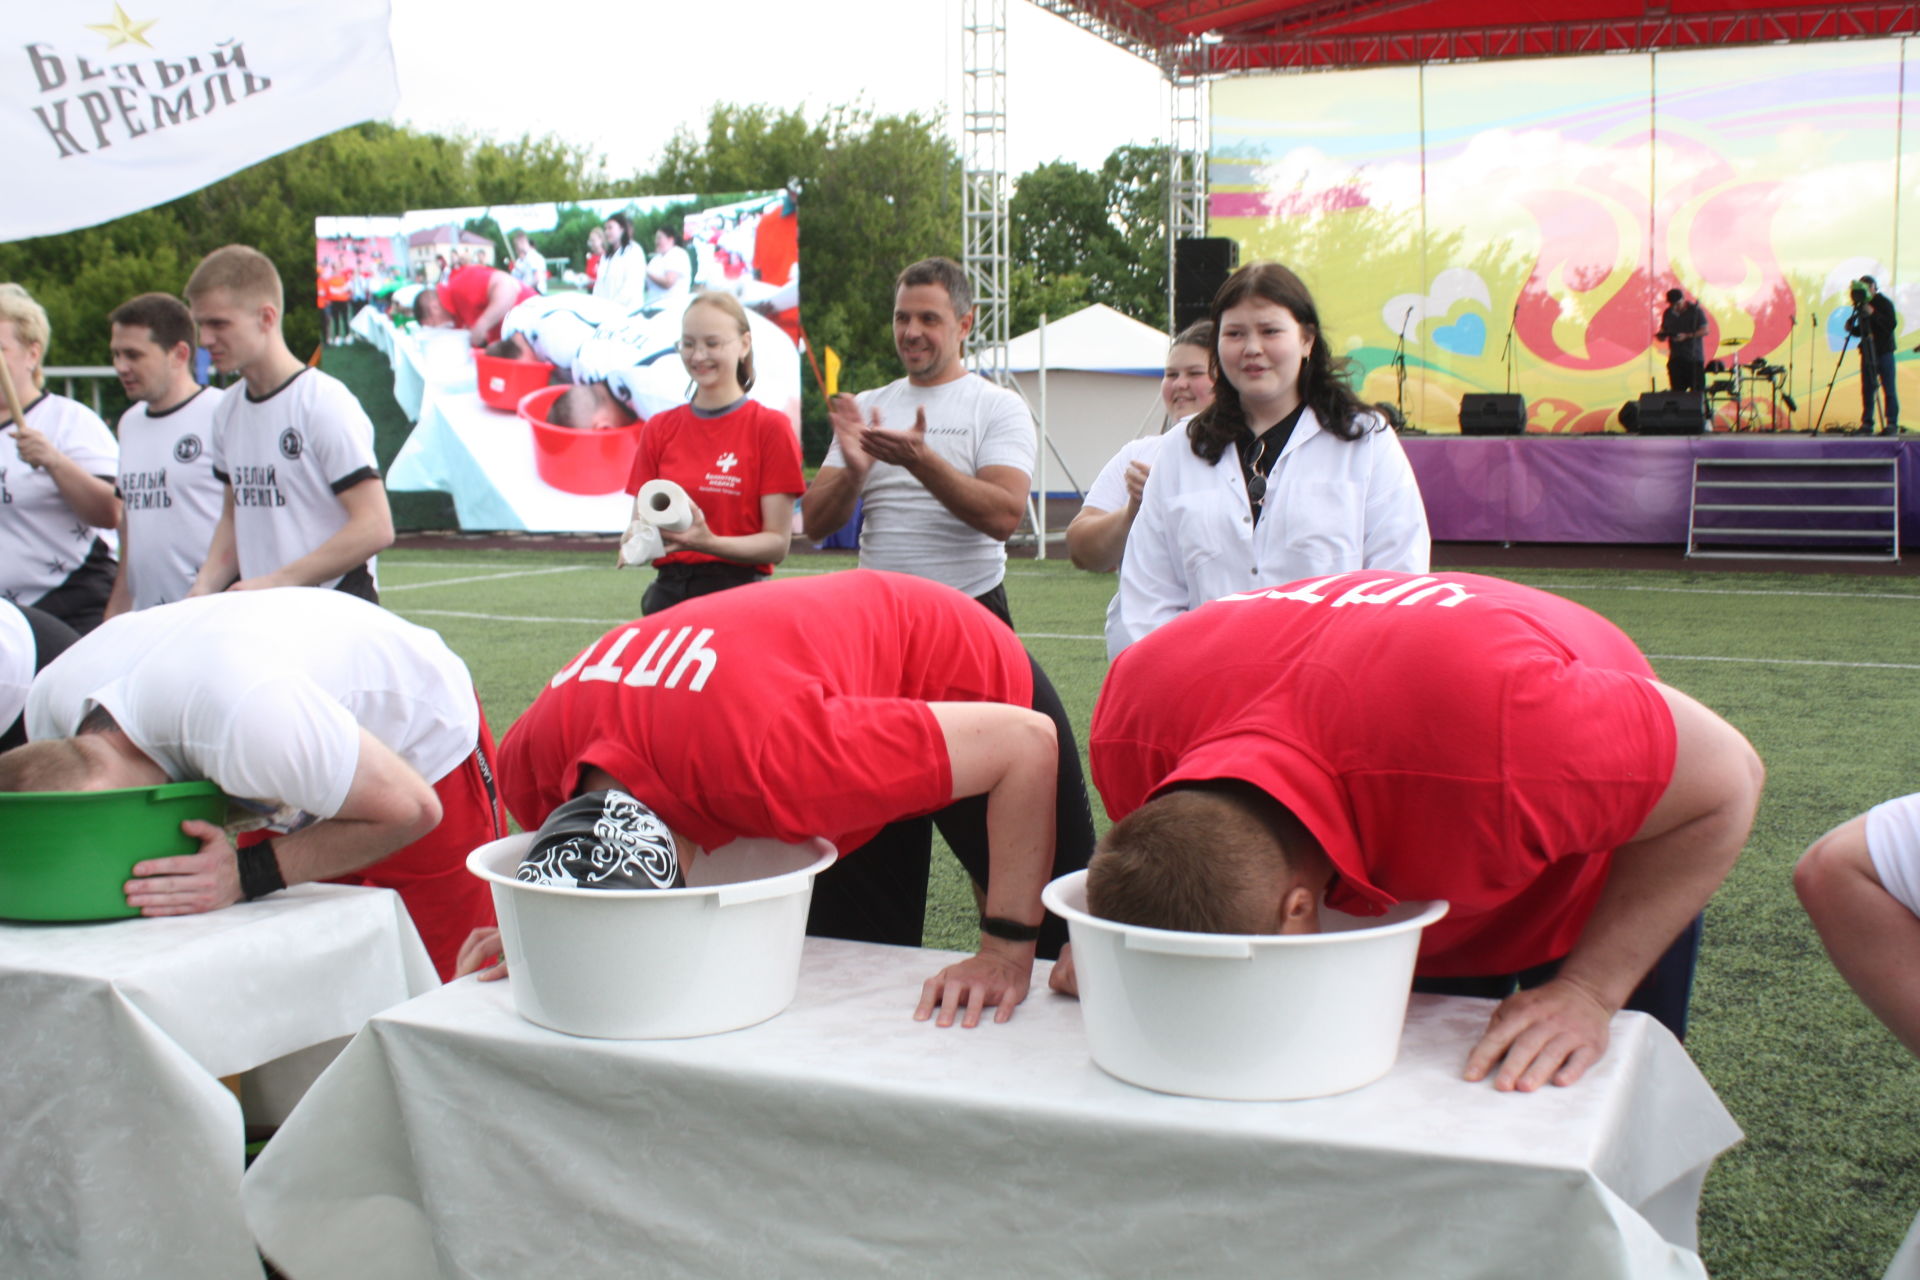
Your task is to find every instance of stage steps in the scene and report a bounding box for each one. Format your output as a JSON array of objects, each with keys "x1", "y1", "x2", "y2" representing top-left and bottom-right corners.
[{"x1": 1686, "y1": 456, "x2": 1900, "y2": 562}]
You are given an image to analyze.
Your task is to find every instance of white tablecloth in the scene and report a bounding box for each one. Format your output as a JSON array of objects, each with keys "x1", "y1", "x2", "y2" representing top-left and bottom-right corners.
[
  {"x1": 244, "y1": 939, "x2": 1740, "y2": 1280},
  {"x1": 1, "y1": 885, "x2": 437, "y2": 1280},
  {"x1": 384, "y1": 382, "x2": 635, "y2": 533}
]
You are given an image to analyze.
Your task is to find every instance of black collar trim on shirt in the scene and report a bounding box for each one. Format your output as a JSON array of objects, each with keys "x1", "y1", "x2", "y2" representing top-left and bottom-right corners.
[
  {"x1": 143, "y1": 386, "x2": 208, "y2": 419},
  {"x1": 14, "y1": 390, "x2": 49, "y2": 422},
  {"x1": 245, "y1": 367, "x2": 309, "y2": 404}
]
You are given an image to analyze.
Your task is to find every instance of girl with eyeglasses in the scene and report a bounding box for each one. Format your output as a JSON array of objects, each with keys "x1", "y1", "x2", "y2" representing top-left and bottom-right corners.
[{"x1": 622, "y1": 290, "x2": 805, "y2": 616}]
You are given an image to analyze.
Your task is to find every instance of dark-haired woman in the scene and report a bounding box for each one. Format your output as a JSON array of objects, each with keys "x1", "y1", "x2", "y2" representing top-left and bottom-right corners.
[{"x1": 1106, "y1": 262, "x2": 1428, "y2": 658}]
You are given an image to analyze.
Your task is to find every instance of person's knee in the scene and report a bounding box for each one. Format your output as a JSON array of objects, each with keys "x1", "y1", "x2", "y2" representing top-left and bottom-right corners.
[{"x1": 1794, "y1": 816, "x2": 1873, "y2": 915}]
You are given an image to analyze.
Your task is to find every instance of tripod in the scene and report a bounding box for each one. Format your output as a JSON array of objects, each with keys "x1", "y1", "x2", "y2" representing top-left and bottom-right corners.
[
  {"x1": 1392, "y1": 308, "x2": 1410, "y2": 429},
  {"x1": 1814, "y1": 311, "x2": 1861, "y2": 433}
]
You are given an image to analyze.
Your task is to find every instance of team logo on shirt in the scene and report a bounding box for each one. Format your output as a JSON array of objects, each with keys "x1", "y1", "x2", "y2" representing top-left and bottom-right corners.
[
  {"x1": 716, "y1": 452, "x2": 739, "y2": 472},
  {"x1": 279, "y1": 428, "x2": 304, "y2": 460},
  {"x1": 173, "y1": 435, "x2": 202, "y2": 463}
]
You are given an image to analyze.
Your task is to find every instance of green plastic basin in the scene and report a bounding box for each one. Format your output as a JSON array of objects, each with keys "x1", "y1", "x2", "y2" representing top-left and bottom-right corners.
[{"x1": 0, "y1": 782, "x2": 229, "y2": 922}]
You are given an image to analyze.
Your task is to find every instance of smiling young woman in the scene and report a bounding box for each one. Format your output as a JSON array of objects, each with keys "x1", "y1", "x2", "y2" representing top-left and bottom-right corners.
[
  {"x1": 621, "y1": 291, "x2": 805, "y2": 616},
  {"x1": 1105, "y1": 262, "x2": 1433, "y2": 659}
]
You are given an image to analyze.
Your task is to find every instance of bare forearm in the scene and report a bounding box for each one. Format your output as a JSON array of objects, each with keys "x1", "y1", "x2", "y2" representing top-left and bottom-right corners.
[
  {"x1": 801, "y1": 466, "x2": 862, "y2": 540},
  {"x1": 981, "y1": 727, "x2": 1058, "y2": 933},
  {"x1": 1559, "y1": 800, "x2": 1750, "y2": 1011},
  {"x1": 692, "y1": 529, "x2": 792, "y2": 565},
  {"x1": 909, "y1": 452, "x2": 1025, "y2": 539},
  {"x1": 48, "y1": 461, "x2": 120, "y2": 529},
  {"x1": 1065, "y1": 505, "x2": 1134, "y2": 572},
  {"x1": 273, "y1": 813, "x2": 436, "y2": 885},
  {"x1": 258, "y1": 488, "x2": 394, "y2": 587},
  {"x1": 104, "y1": 515, "x2": 133, "y2": 619},
  {"x1": 189, "y1": 504, "x2": 239, "y2": 594}
]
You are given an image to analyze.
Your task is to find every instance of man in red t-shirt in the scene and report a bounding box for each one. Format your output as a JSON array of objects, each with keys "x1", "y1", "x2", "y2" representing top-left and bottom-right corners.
[
  {"x1": 413, "y1": 264, "x2": 537, "y2": 347},
  {"x1": 1082, "y1": 570, "x2": 1763, "y2": 1092},
  {"x1": 463, "y1": 570, "x2": 1097, "y2": 1027}
]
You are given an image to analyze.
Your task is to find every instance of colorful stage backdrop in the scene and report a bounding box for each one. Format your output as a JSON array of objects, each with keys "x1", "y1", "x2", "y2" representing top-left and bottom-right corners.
[{"x1": 1211, "y1": 37, "x2": 1920, "y2": 433}]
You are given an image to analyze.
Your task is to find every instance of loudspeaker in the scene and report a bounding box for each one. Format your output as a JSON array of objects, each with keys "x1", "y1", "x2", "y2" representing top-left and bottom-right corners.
[
  {"x1": 1633, "y1": 391, "x2": 1707, "y2": 435},
  {"x1": 1173, "y1": 237, "x2": 1238, "y2": 332},
  {"x1": 1458, "y1": 393, "x2": 1527, "y2": 436}
]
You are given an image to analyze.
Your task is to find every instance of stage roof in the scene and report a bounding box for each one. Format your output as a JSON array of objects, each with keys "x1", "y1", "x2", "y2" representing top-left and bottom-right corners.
[{"x1": 1034, "y1": 1, "x2": 1920, "y2": 74}]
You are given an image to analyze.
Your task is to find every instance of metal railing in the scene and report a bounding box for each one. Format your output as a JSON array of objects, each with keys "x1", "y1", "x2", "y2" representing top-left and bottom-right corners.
[{"x1": 42, "y1": 366, "x2": 118, "y2": 416}]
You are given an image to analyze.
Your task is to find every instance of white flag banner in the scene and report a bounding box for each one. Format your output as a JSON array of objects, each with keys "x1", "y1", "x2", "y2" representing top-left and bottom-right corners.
[{"x1": 3, "y1": 0, "x2": 398, "y2": 242}]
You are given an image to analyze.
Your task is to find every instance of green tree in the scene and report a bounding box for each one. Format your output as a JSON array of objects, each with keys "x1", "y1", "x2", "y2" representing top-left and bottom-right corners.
[
  {"x1": 640, "y1": 103, "x2": 961, "y2": 459},
  {"x1": 1008, "y1": 146, "x2": 1171, "y2": 336}
]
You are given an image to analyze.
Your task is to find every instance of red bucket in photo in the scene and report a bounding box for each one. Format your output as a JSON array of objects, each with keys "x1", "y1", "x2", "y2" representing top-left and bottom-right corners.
[
  {"x1": 519, "y1": 385, "x2": 643, "y2": 496},
  {"x1": 475, "y1": 353, "x2": 555, "y2": 411}
]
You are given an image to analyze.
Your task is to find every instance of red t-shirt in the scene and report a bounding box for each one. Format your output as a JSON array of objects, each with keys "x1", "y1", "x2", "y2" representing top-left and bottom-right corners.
[
  {"x1": 498, "y1": 570, "x2": 1033, "y2": 856},
  {"x1": 1089, "y1": 570, "x2": 1677, "y2": 977},
  {"x1": 436, "y1": 266, "x2": 536, "y2": 341},
  {"x1": 624, "y1": 399, "x2": 804, "y2": 573}
]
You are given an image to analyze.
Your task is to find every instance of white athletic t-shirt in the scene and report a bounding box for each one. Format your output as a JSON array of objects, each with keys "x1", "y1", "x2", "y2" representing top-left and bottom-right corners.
[
  {"x1": 822, "y1": 374, "x2": 1036, "y2": 598},
  {"x1": 0, "y1": 392, "x2": 119, "y2": 608},
  {"x1": 0, "y1": 600, "x2": 32, "y2": 737},
  {"x1": 644, "y1": 245, "x2": 693, "y2": 307},
  {"x1": 1867, "y1": 793, "x2": 1920, "y2": 918},
  {"x1": 117, "y1": 387, "x2": 227, "y2": 610},
  {"x1": 502, "y1": 293, "x2": 627, "y2": 370},
  {"x1": 208, "y1": 368, "x2": 380, "y2": 590},
  {"x1": 27, "y1": 589, "x2": 478, "y2": 827}
]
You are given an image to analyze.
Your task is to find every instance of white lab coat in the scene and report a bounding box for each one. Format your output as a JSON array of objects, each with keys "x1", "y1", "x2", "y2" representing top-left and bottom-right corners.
[{"x1": 1107, "y1": 407, "x2": 1430, "y2": 658}]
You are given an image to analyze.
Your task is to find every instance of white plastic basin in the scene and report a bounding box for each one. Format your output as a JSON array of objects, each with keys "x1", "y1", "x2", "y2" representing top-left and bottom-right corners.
[
  {"x1": 1044, "y1": 870, "x2": 1449, "y2": 1100},
  {"x1": 467, "y1": 832, "x2": 836, "y2": 1039}
]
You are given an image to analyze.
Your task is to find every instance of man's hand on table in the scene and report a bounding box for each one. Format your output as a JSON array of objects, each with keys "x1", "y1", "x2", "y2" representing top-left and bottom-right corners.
[
  {"x1": 454, "y1": 926, "x2": 509, "y2": 981},
  {"x1": 916, "y1": 938, "x2": 1034, "y2": 1028},
  {"x1": 1463, "y1": 974, "x2": 1613, "y2": 1091},
  {"x1": 124, "y1": 820, "x2": 243, "y2": 916}
]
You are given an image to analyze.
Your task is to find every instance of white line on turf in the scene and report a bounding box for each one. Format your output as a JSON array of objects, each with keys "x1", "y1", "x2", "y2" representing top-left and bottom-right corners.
[
  {"x1": 1648, "y1": 653, "x2": 1920, "y2": 671},
  {"x1": 381, "y1": 566, "x2": 596, "y2": 592},
  {"x1": 1525, "y1": 580, "x2": 1920, "y2": 603},
  {"x1": 402, "y1": 608, "x2": 628, "y2": 625}
]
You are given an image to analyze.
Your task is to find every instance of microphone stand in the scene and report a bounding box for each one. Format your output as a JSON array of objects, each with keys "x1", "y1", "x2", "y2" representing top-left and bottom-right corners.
[
  {"x1": 1502, "y1": 295, "x2": 1520, "y2": 396},
  {"x1": 1393, "y1": 307, "x2": 1410, "y2": 430}
]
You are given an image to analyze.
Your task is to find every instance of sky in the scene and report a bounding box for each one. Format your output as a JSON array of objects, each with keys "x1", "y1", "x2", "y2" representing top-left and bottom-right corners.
[{"x1": 386, "y1": 0, "x2": 1172, "y2": 184}]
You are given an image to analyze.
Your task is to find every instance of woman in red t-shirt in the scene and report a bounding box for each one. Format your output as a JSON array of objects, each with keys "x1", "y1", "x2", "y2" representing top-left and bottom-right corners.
[{"x1": 625, "y1": 290, "x2": 805, "y2": 615}]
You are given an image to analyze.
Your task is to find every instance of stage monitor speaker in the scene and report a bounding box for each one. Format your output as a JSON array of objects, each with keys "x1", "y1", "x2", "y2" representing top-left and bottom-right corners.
[
  {"x1": 1633, "y1": 391, "x2": 1707, "y2": 435},
  {"x1": 1173, "y1": 237, "x2": 1238, "y2": 332},
  {"x1": 1458, "y1": 393, "x2": 1527, "y2": 436}
]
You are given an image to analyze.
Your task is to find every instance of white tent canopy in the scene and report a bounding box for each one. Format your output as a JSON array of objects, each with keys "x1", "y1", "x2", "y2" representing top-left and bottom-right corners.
[{"x1": 1008, "y1": 304, "x2": 1173, "y2": 497}]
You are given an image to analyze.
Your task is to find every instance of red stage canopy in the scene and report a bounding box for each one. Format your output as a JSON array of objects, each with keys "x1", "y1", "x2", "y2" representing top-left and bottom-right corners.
[{"x1": 1038, "y1": 1, "x2": 1920, "y2": 73}]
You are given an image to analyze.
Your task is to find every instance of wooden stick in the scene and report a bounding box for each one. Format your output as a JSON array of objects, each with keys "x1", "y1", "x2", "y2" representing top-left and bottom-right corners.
[{"x1": 0, "y1": 344, "x2": 27, "y2": 432}]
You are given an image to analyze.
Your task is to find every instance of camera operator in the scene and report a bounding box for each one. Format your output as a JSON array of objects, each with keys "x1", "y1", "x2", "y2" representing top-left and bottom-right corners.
[
  {"x1": 1844, "y1": 276, "x2": 1900, "y2": 435},
  {"x1": 1655, "y1": 288, "x2": 1707, "y2": 394}
]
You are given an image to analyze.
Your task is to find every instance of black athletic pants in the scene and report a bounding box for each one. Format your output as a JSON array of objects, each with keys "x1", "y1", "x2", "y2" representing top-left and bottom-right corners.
[{"x1": 2, "y1": 605, "x2": 79, "y2": 751}]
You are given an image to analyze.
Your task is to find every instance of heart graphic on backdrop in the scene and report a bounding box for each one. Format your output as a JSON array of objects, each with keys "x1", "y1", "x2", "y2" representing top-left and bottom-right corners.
[{"x1": 1431, "y1": 313, "x2": 1486, "y2": 357}]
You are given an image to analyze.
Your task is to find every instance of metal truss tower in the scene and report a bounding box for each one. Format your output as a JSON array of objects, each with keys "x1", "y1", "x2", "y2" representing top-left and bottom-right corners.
[
  {"x1": 1166, "y1": 57, "x2": 1211, "y2": 331},
  {"x1": 960, "y1": 0, "x2": 1011, "y2": 386}
]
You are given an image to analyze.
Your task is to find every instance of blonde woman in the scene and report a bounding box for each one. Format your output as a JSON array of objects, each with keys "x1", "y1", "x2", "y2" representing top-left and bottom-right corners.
[
  {"x1": 623, "y1": 290, "x2": 804, "y2": 614},
  {"x1": 0, "y1": 284, "x2": 121, "y2": 633}
]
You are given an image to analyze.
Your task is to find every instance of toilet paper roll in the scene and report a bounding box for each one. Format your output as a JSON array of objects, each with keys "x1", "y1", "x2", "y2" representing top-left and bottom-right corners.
[{"x1": 636, "y1": 479, "x2": 696, "y2": 533}]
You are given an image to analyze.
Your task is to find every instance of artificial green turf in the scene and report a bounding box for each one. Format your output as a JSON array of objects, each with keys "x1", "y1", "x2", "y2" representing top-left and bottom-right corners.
[{"x1": 377, "y1": 548, "x2": 1920, "y2": 1280}]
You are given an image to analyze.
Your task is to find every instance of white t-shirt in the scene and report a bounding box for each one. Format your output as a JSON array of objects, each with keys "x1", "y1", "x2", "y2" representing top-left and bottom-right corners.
[
  {"x1": 501, "y1": 293, "x2": 627, "y2": 370},
  {"x1": 117, "y1": 387, "x2": 227, "y2": 611},
  {"x1": 1867, "y1": 793, "x2": 1920, "y2": 918},
  {"x1": 27, "y1": 589, "x2": 478, "y2": 827},
  {"x1": 644, "y1": 245, "x2": 693, "y2": 307},
  {"x1": 511, "y1": 248, "x2": 548, "y2": 295},
  {"x1": 822, "y1": 374, "x2": 1036, "y2": 598},
  {"x1": 1082, "y1": 433, "x2": 1170, "y2": 514},
  {"x1": 208, "y1": 368, "x2": 380, "y2": 591},
  {"x1": 0, "y1": 600, "x2": 32, "y2": 738},
  {"x1": 0, "y1": 393, "x2": 119, "y2": 608}
]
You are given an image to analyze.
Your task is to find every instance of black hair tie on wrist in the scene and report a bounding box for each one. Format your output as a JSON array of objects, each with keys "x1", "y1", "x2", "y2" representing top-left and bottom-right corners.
[
  {"x1": 237, "y1": 839, "x2": 287, "y2": 901},
  {"x1": 980, "y1": 915, "x2": 1042, "y2": 942}
]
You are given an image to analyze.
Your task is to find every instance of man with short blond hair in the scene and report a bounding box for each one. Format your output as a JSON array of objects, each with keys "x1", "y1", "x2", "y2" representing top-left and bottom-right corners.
[
  {"x1": 103, "y1": 292, "x2": 225, "y2": 616},
  {"x1": 185, "y1": 245, "x2": 392, "y2": 603}
]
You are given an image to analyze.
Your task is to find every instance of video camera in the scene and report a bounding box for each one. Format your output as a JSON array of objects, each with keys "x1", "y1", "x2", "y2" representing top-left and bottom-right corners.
[{"x1": 1850, "y1": 279, "x2": 1872, "y2": 306}]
